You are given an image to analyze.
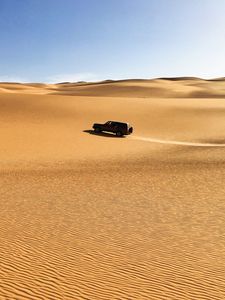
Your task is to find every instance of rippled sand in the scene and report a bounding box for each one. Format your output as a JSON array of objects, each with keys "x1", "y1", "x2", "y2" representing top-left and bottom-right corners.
[{"x1": 1, "y1": 79, "x2": 225, "y2": 299}]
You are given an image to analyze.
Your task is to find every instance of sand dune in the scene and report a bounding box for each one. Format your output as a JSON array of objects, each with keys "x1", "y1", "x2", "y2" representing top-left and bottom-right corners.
[
  {"x1": 1, "y1": 77, "x2": 225, "y2": 98},
  {"x1": 0, "y1": 79, "x2": 225, "y2": 299}
]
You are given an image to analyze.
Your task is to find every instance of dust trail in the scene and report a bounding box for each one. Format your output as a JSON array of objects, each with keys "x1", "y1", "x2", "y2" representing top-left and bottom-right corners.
[{"x1": 131, "y1": 136, "x2": 225, "y2": 147}]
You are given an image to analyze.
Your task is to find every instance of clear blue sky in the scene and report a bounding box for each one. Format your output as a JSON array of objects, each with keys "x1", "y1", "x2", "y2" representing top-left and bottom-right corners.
[{"x1": 0, "y1": 0, "x2": 225, "y2": 82}]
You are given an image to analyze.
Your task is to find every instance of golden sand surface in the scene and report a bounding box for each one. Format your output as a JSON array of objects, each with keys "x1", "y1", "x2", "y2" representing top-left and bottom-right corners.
[{"x1": 1, "y1": 79, "x2": 225, "y2": 299}]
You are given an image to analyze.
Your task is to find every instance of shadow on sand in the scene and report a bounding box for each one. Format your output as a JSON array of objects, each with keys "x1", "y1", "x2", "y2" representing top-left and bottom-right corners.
[{"x1": 83, "y1": 130, "x2": 125, "y2": 138}]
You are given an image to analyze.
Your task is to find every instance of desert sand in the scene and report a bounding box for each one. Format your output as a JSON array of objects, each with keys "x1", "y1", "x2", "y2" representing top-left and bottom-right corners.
[{"x1": 1, "y1": 78, "x2": 225, "y2": 299}]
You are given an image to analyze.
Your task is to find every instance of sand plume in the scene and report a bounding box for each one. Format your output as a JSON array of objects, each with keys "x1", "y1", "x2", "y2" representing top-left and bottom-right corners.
[{"x1": 131, "y1": 135, "x2": 225, "y2": 147}]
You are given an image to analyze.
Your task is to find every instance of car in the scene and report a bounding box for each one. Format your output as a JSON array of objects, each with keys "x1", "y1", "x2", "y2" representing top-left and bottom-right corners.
[{"x1": 92, "y1": 121, "x2": 133, "y2": 137}]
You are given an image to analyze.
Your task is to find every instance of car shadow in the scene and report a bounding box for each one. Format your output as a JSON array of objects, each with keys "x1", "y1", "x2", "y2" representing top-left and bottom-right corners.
[{"x1": 83, "y1": 130, "x2": 125, "y2": 138}]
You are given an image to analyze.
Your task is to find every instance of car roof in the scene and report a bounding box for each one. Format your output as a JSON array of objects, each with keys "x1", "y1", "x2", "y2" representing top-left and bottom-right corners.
[{"x1": 109, "y1": 121, "x2": 127, "y2": 125}]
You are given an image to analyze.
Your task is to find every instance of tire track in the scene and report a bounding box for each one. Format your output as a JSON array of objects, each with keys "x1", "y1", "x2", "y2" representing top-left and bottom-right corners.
[{"x1": 131, "y1": 136, "x2": 225, "y2": 147}]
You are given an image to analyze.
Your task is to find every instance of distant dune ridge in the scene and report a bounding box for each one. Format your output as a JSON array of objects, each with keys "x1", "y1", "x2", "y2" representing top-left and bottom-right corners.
[
  {"x1": 1, "y1": 76, "x2": 225, "y2": 98},
  {"x1": 1, "y1": 77, "x2": 225, "y2": 299}
]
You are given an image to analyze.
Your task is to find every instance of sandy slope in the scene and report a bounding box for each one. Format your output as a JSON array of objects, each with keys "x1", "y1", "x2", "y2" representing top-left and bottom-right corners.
[
  {"x1": 1, "y1": 79, "x2": 225, "y2": 299},
  {"x1": 1, "y1": 77, "x2": 225, "y2": 98}
]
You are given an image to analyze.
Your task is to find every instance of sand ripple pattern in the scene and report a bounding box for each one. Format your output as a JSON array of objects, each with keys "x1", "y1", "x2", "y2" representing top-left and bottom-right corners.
[{"x1": 1, "y1": 165, "x2": 225, "y2": 299}]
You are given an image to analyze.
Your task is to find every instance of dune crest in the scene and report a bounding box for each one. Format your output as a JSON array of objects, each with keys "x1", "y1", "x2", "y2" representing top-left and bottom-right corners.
[{"x1": 0, "y1": 77, "x2": 225, "y2": 98}]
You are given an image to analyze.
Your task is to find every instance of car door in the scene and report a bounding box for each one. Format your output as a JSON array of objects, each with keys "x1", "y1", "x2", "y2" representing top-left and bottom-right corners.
[
  {"x1": 110, "y1": 122, "x2": 118, "y2": 133},
  {"x1": 103, "y1": 121, "x2": 115, "y2": 132}
]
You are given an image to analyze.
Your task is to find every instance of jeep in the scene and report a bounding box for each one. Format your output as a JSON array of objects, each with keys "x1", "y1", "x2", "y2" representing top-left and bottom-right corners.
[{"x1": 92, "y1": 121, "x2": 133, "y2": 137}]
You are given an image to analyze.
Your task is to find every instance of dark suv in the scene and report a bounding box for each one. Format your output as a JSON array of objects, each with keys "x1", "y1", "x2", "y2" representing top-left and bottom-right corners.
[{"x1": 93, "y1": 121, "x2": 133, "y2": 137}]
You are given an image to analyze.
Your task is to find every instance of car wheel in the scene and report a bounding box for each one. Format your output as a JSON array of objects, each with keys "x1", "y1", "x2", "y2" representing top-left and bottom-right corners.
[{"x1": 116, "y1": 131, "x2": 123, "y2": 137}]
